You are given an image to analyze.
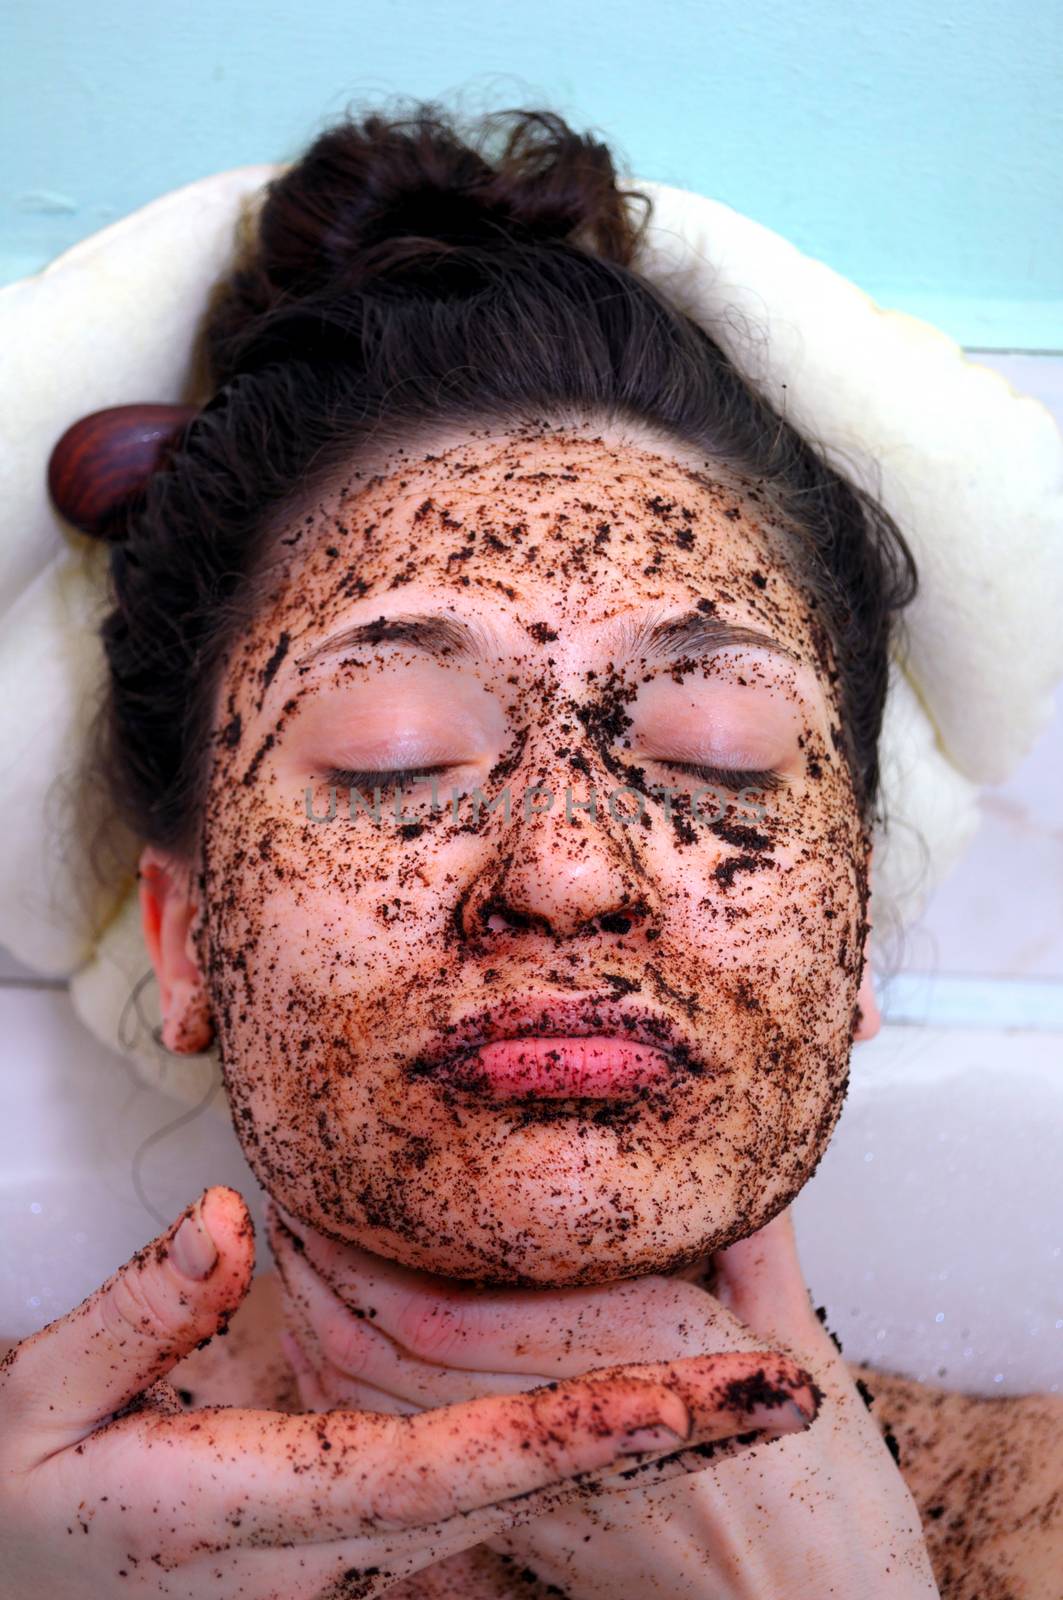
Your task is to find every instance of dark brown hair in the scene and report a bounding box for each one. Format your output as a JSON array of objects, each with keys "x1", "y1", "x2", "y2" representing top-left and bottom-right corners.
[{"x1": 84, "y1": 97, "x2": 918, "y2": 874}]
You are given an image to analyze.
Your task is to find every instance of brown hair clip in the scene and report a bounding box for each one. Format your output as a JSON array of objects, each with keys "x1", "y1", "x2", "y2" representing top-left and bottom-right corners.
[{"x1": 47, "y1": 403, "x2": 199, "y2": 541}]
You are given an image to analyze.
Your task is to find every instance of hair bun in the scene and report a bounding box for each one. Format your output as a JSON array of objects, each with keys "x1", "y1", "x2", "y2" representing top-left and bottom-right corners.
[{"x1": 201, "y1": 102, "x2": 650, "y2": 388}]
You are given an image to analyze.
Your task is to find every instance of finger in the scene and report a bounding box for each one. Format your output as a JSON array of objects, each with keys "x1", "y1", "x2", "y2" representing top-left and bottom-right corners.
[
  {"x1": 281, "y1": 1326, "x2": 423, "y2": 1415},
  {"x1": 87, "y1": 1348, "x2": 817, "y2": 1553},
  {"x1": 278, "y1": 1327, "x2": 332, "y2": 1411},
  {"x1": 276, "y1": 1217, "x2": 536, "y2": 1404},
  {"x1": 269, "y1": 1202, "x2": 757, "y2": 1376},
  {"x1": 180, "y1": 1392, "x2": 808, "y2": 1600},
  {"x1": 0, "y1": 1185, "x2": 254, "y2": 1462}
]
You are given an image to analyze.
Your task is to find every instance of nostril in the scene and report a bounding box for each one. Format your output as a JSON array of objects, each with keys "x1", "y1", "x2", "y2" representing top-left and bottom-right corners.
[
  {"x1": 479, "y1": 898, "x2": 552, "y2": 936},
  {"x1": 589, "y1": 898, "x2": 656, "y2": 937}
]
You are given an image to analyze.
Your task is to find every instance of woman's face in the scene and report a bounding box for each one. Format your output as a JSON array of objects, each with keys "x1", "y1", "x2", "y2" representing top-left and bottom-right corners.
[{"x1": 162, "y1": 419, "x2": 872, "y2": 1287}]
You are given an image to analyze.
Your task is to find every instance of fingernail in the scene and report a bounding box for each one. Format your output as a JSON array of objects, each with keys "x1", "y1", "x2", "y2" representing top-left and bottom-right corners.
[
  {"x1": 742, "y1": 1397, "x2": 813, "y2": 1434},
  {"x1": 656, "y1": 1389, "x2": 693, "y2": 1440},
  {"x1": 616, "y1": 1423, "x2": 687, "y2": 1457},
  {"x1": 171, "y1": 1197, "x2": 218, "y2": 1281}
]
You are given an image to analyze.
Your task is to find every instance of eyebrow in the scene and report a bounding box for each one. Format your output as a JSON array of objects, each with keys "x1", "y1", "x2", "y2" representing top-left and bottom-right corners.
[{"x1": 293, "y1": 607, "x2": 802, "y2": 673}]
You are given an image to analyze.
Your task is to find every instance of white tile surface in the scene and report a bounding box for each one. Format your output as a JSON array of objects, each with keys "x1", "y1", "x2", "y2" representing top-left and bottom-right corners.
[
  {"x1": 0, "y1": 986, "x2": 268, "y2": 1345},
  {"x1": 794, "y1": 1020, "x2": 1063, "y2": 1396}
]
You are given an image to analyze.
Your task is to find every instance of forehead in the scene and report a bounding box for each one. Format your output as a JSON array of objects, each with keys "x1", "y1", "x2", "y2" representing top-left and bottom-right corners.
[{"x1": 257, "y1": 421, "x2": 811, "y2": 642}]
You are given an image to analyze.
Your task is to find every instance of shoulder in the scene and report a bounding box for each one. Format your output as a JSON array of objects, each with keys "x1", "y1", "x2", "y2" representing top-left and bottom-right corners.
[{"x1": 850, "y1": 1359, "x2": 1063, "y2": 1599}]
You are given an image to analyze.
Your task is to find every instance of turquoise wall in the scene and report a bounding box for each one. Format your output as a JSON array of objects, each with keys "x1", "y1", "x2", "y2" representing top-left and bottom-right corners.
[{"x1": 2, "y1": 0, "x2": 1059, "y2": 348}]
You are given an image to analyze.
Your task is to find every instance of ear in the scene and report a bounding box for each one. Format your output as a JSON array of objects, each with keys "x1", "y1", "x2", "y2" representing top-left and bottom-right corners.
[
  {"x1": 853, "y1": 841, "x2": 882, "y2": 1043},
  {"x1": 138, "y1": 844, "x2": 214, "y2": 1054},
  {"x1": 853, "y1": 956, "x2": 882, "y2": 1042}
]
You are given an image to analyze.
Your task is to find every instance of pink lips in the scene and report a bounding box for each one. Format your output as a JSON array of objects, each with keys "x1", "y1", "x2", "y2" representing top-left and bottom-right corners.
[
  {"x1": 407, "y1": 992, "x2": 714, "y2": 1102},
  {"x1": 464, "y1": 1035, "x2": 674, "y2": 1098}
]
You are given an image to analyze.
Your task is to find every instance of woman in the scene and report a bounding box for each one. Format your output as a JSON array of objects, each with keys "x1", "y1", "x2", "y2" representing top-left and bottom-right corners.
[{"x1": 1, "y1": 104, "x2": 1059, "y2": 1598}]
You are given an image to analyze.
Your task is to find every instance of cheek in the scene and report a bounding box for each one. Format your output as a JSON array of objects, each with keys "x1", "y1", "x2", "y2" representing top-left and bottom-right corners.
[
  {"x1": 199, "y1": 795, "x2": 462, "y2": 1152},
  {"x1": 670, "y1": 770, "x2": 865, "y2": 1164},
  {"x1": 641, "y1": 757, "x2": 863, "y2": 997}
]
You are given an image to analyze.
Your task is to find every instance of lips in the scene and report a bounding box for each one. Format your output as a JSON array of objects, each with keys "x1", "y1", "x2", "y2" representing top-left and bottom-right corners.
[{"x1": 404, "y1": 991, "x2": 718, "y2": 1100}]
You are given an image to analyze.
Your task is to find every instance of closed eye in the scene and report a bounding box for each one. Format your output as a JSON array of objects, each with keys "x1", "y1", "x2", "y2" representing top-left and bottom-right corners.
[
  {"x1": 323, "y1": 764, "x2": 453, "y2": 796},
  {"x1": 322, "y1": 761, "x2": 786, "y2": 797},
  {"x1": 662, "y1": 761, "x2": 786, "y2": 793}
]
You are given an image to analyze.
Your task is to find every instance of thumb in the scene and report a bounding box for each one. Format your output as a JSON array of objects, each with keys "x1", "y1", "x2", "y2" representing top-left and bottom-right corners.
[{"x1": 0, "y1": 1184, "x2": 254, "y2": 1460}]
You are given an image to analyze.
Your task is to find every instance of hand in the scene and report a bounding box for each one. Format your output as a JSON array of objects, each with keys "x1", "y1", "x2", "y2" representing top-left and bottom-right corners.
[
  {"x1": 0, "y1": 1185, "x2": 819, "y2": 1600},
  {"x1": 270, "y1": 1203, "x2": 941, "y2": 1599}
]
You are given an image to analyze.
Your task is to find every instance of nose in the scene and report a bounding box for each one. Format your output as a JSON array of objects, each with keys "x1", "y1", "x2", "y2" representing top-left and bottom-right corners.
[{"x1": 455, "y1": 760, "x2": 663, "y2": 943}]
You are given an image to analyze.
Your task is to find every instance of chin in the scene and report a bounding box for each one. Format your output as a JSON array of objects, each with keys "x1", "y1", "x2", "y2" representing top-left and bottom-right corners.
[
  {"x1": 345, "y1": 1224, "x2": 713, "y2": 1288},
  {"x1": 254, "y1": 1096, "x2": 831, "y2": 1287},
  {"x1": 290, "y1": 1172, "x2": 781, "y2": 1289}
]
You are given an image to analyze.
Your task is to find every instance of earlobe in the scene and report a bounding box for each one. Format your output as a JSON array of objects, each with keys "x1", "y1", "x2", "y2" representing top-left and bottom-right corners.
[
  {"x1": 853, "y1": 957, "x2": 882, "y2": 1041},
  {"x1": 137, "y1": 844, "x2": 215, "y2": 1054}
]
